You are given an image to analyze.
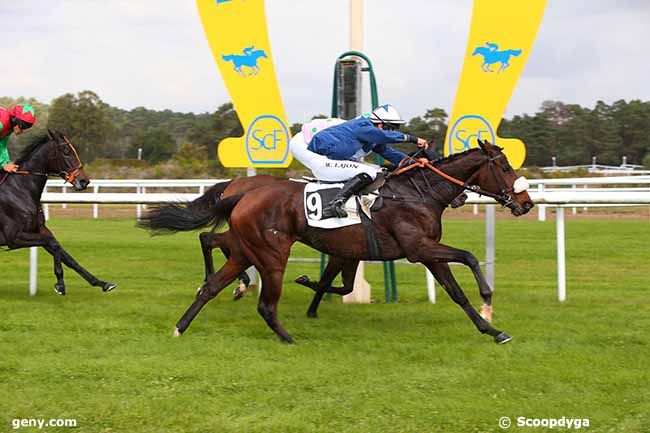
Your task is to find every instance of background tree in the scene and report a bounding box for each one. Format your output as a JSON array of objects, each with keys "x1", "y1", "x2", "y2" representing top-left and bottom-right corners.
[
  {"x1": 127, "y1": 127, "x2": 175, "y2": 163},
  {"x1": 48, "y1": 91, "x2": 114, "y2": 162}
]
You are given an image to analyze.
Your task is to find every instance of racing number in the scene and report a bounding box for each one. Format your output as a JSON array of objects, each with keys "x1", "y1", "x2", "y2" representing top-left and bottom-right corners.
[{"x1": 306, "y1": 192, "x2": 323, "y2": 220}]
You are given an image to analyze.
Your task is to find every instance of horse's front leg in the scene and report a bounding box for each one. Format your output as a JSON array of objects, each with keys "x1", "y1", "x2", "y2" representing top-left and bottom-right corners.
[
  {"x1": 39, "y1": 226, "x2": 117, "y2": 293},
  {"x1": 427, "y1": 262, "x2": 511, "y2": 344},
  {"x1": 414, "y1": 240, "x2": 494, "y2": 320},
  {"x1": 411, "y1": 239, "x2": 510, "y2": 344},
  {"x1": 9, "y1": 231, "x2": 66, "y2": 295},
  {"x1": 300, "y1": 257, "x2": 358, "y2": 318}
]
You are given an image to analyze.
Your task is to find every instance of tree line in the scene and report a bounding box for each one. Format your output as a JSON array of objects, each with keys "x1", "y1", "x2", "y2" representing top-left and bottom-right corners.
[{"x1": 2, "y1": 92, "x2": 649, "y2": 168}]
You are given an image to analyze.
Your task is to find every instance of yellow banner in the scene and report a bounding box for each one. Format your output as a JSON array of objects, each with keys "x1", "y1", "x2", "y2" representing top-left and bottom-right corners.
[
  {"x1": 444, "y1": 0, "x2": 547, "y2": 168},
  {"x1": 196, "y1": 0, "x2": 292, "y2": 167}
]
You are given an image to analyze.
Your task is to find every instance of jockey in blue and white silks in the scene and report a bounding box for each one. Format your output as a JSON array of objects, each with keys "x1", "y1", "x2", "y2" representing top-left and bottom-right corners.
[{"x1": 290, "y1": 104, "x2": 428, "y2": 218}]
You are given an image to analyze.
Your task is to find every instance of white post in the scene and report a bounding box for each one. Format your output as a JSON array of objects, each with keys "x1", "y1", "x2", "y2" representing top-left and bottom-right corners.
[
  {"x1": 344, "y1": 0, "x2": 372, "y2": 304},
  {"x1": 572, "y1": 184, "x2": 577, "y2": 215},
  {"x1": 142, "y1": 187, "x2": 147, "y2": 210},
  {"x1": 199, "y1": 185, "x2": 205, "y2": 195},
  {"x1": 62, "y1": 185, "x2": 67, "y2": 209},
  {"x1": 136, "y1": 185, "x2": 142, "y2": 220},
  {"x1": 245, "y1": 167, "x2": 259, "y2": 291},
  {"x1": 349, "y1": 0, "x2": 363, "y2": 51},
  {"x1": 43, "y1": 186, "x2": 50, "y2": 221},
  {"x1": 472, "y1": 204, "x2": 479, "y2": 215},
  {"x1": 29, "y1": 247, "x2": 38, "y2": 296},
  {"x1": 93, "y1": 185, "x2": 99, "y2": 219},
  {"x1": 426, "y1": 268, "x2": 436, "y2": 303},
  {"x1": 556, "y1": 206, "x2": 566, "y2": 302},
  {"x1": 538, "y1": 183, "x2": 546, "y2": 221},
  {"x1": 344, "y1": 263, "x2": 371, "y2": 303},
  {"x1": 485, "y1": 204, "x2": 496, "y2": 290}
]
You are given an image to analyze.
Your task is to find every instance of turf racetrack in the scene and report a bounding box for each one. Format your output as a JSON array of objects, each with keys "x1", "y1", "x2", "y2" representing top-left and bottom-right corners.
[{"x1": 1, "y1": 216, "x2": 648, "y2": 432}]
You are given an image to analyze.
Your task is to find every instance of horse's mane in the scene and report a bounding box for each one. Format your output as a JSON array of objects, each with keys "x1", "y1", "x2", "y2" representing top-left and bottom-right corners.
[
  {"x1": 15, "y1": 134, "x2": 52, "y2": 164},
  {"x1": 429, "y1": 147, "x2": 483, "y2": 165}
]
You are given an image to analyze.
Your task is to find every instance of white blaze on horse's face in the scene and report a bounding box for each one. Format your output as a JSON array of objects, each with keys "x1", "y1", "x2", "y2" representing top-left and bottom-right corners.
[{"x1": 513, "y1": 176, "x2": 529, "y2": 194}]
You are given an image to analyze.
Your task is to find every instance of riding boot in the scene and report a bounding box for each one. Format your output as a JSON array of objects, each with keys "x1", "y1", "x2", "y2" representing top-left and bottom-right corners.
[{"x1": 323, "y1": 173, "x2": 374, "y2": 219}]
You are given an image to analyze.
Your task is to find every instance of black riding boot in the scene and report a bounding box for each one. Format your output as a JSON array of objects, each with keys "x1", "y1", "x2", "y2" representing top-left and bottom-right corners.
[{"x1": 324, "y1": 173, "x2": 374, "y2": 219}]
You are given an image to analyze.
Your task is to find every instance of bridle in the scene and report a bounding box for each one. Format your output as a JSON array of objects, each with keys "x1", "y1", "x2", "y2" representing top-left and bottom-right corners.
[
  {"x1": 3, "y1": 135, "x2": 84, "y2": 185},
  {"x1": 57, "y1": 135, "x2": 84, "y2": 184},
  {"x1": 388, "y1": 149, "x2": 526, "y2": 208}
]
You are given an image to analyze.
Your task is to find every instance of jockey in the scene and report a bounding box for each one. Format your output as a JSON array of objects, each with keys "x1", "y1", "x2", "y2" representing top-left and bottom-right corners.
[
  {"x1": 1, "y1": 103, "x2": 36, "y2": 173},
  {"x1": 290, "y1": 104, "x2": 428, "y2": 218}
]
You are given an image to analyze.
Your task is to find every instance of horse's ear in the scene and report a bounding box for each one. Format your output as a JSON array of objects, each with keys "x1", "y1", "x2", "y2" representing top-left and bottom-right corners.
[
  {"x1": 477, "y1": 138, "x2": 487, "y2": 151},
  {"x1": 46, "y1": 128, "x2": 56, "y2": 140}
]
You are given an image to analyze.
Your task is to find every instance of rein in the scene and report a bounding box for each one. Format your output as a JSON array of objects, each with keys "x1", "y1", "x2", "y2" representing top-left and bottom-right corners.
[{"x1": 386, "y1": 152, "x2": 513, "y2": 206}]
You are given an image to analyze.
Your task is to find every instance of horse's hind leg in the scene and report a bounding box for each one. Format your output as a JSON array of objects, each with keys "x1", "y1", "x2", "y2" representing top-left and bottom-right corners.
[
  {"x1": 257, "y1": 268, "x2": 293, "y2": 343},
  {"x1": 428, "y1": 262, "x2": 510, "y2": 344},
  {"x1": 175, "y1": 254, "x2": 250, "y2": 336},
  {"x1": 239, "y1": 229, "x2": 294, "y2": 343},
  {"x1": 200, "y1": 231, "x2": 251, "y2": 299},
  {"x1": 199, "y1": 232, "x2": 217, "y2": 281}
]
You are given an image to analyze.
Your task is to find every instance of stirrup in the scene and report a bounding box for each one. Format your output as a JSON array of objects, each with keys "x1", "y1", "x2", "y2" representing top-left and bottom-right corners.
[{"x1": 331, "y1": 200, "x2": 348, "y2": 218}]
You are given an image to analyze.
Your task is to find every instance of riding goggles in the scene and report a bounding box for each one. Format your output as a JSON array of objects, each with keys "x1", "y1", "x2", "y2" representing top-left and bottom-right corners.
[{"x1": 15, "y1": 119, "x2": 33, "y2": 130}]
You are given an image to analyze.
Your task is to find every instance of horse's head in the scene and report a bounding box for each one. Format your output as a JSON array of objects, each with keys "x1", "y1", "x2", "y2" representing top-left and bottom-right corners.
[
  {"x1": 472, "y1": 47, "x2": 487, "y2": 57},
  {"x1": 44, "y1": 129, "x2": 90, "y2": 191},
  {"x1": 253, "y1": 49, "x2": 268, "y2": 59},
  {"x1": 472, "y1": 139, "x2": 533, "y2": 216}
]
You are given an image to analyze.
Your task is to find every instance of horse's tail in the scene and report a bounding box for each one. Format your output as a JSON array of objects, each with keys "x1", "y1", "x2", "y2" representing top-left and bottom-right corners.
[
  {"x1": 510, "y1": 49, "x2": 522, "y2": 56},
  {"x1": 188, "y1": 181, "x2": 231, "y2": 212},
  {"x1": 137, "y1": 191, "x2": 243, "y2": 235}
]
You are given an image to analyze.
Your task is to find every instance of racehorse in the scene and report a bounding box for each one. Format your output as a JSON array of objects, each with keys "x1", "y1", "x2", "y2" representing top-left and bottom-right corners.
[
  {"x1": 140, "y1": 140, "x2": 532, "y2": 344},
  {"x1": 221, "y1": 47, "x2": 268, "y2": 76},
  {"x1": 472, "y1": 44, "x2": 522, "y2": 73},
  {"x1": 0, "y1": 130, "x2": 117, "y2": 295}
]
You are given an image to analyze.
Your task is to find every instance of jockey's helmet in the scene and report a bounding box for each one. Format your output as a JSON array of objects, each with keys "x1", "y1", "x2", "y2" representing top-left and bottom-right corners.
[
  {"x1": 370, "y1": 104, "x2": 406, "y2": 130},
  {"x1": 11, "y1": 103, "x2": 36, "y2": 130}
]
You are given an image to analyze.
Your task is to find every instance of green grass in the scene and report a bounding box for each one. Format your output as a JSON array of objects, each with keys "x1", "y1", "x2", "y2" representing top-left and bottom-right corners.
[{"x1": 1, "y1": 216, "x2": 649, "y2": 433}]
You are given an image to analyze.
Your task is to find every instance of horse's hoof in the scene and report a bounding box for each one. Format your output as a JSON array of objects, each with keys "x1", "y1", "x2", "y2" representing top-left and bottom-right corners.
[
  {"x1": 102, "y1": 282, "x2": 117, "y2": 293},
  {"x1": 54, "y1": 284, "x2": 66, "y2": 296},
  {"x1": 306, "y1": 311, "x2": 318, "y2": 319},
  {"x1": 282, "y1": 335, "x2": 295, "y2": 344},
  {"x1": 479, "y1": 304, "x2": 493, "y2": 323},
  {"x1": 295, "y1": 274, "x2": 310, "y2": 286},
  {"x1": 494, "y1": 332, "x2": 512, "y2": 345},
  {"x1": 232, "y1": 282, "x2": 247, "y2": 301},
  {"x1": 173, "y1": 327, "x2": 182, "y2": 337}
]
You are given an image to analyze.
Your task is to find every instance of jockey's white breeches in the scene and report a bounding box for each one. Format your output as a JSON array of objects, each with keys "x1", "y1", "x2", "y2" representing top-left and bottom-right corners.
[{"x1": 289, "y1": 132, "x2": 382, "y2": 182}]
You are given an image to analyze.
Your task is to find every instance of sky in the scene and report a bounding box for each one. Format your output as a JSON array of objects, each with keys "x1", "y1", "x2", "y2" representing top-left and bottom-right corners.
[{"x1": 2, "y1": 0, "x2": 649, "y2": 124}]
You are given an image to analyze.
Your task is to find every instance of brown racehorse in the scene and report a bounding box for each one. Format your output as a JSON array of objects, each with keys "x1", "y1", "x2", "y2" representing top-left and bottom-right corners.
[{"x1": 141, "y1": 140, "x2": 533, "y2": 344}]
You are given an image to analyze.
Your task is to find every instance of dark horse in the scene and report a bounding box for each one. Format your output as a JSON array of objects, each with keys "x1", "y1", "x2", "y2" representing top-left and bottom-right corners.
[
  {"x1": 140, "y1": 140, "x2": 533, "y2": 344},
  {"x1": 0, "y1": 129, "x2": 116, "y2": 295}
]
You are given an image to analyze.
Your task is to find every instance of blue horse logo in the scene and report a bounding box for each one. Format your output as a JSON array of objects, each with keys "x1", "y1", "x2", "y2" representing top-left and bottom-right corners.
[
  {"x1": 472, "y1": 42, "x2": 522, "y2": 73},
  {"x1": 222, "y1": 46, "x2": 268, "y2": 76}
]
